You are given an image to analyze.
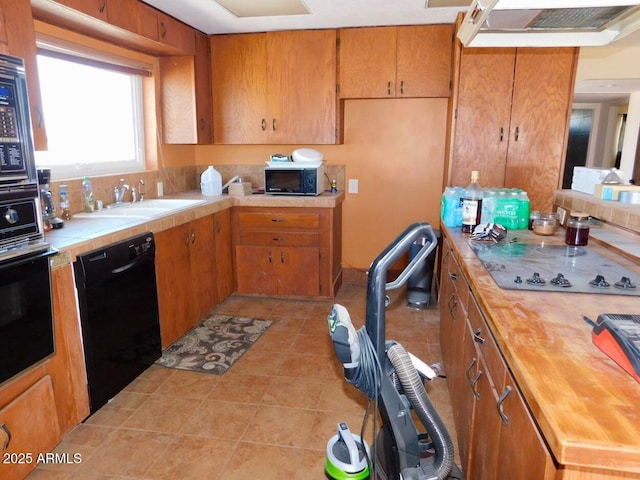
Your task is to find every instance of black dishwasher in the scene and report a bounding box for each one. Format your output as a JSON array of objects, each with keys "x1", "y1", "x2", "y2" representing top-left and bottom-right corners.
[{"x1": 74, "y1": 232, "x2": 162, "y2": 414}]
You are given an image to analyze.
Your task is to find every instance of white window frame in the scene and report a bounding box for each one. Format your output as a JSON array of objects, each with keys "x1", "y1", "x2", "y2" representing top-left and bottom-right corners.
[{"x1": 34, "y1": 36, "x2": 152, "y2": 181}]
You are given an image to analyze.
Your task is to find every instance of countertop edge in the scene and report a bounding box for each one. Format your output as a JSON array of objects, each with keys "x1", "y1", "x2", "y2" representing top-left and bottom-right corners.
[
  {"x1": 442, "y1": 225, "x2": 640, "y2": 474},
  {"x1": 45, "y1": 191, "x2": 345, "y2": 264}
]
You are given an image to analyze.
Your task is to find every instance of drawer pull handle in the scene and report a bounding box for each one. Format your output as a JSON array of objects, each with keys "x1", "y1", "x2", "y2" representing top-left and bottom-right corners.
[
  {"x1": 1, "y1": 423, "x2": 10, "y2": 450},
  {"x1": 447, "y1": 293, "x2": 458, "y2": 320},
  {"x1": 387, "y1": 81, "x2": 392, "y2": 95},
  {"x1": 261, "y1": 118, "x2": 266, "y2": 131},
  {"x1": 449, "y1": 272, "x2": 458, "y2": 282},
  {"x1": 471, "y1": 370, "x2": 483, "y2": 400},
  {"x1": 514, "y1": 126, "x2": 520, "y2": 142},
  {"x1": 473, "y1": 328, "x2": 486, "y2": 345},
  {"x1": 281, "y1": 251, "x2": 284, "y2": 263},
  {"x1": 497, "y1": 386, "x2": 513, "y2": 426},
  {"x1": 465, "y1": 357, "x2": 477, "y2": 385},
  {"x1": 268, "y1": 251, "x2": 272, "y2": 263},
  {"x1": 191, "y1": 229, "x2": 196, "y2": 244},
  {"x1": 400, "y1": 80, "x2": 405, "y2": 94},
  {"x1": 271, "y1": 218, "x2": 285, "y2": 223},
  {"x1": 499, "y1": 126, "x2": 504, "y2": 142},
  {"x1": 273, "y1": 237, "x2": 286, "y2": 242}
]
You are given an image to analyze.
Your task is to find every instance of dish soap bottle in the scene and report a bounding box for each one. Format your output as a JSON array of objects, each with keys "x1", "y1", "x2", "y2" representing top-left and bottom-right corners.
[
  {"x1": 59, "y1": 184, "x2": 71, "y2": 220},
  {"x1": 461, "y1": 170, "x2": 482, "y2": 233},
  {"x1": 81, "y1": 176, "x2": 95, "y2": 212}
]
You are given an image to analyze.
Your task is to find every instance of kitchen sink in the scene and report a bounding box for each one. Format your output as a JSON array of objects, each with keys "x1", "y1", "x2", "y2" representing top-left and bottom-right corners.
[{"x1": 74, "y1": 198, "x2": 206, "y2": 219}]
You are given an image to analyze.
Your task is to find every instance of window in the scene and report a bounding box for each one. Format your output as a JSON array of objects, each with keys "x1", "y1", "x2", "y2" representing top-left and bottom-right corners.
[{"x1": 34, "y1": 52, "x2": 146, "y2": 180}]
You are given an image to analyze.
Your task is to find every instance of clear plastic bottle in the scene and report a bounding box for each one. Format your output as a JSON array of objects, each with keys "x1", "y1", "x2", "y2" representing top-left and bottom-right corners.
[
  {"x1": 81, "y1": 176, "x2": 95, "y2": 212},
  {"x1": 59, "y1": 184, "x2": 71, "y2": 220},
  {"x1": 461, "y1": 170, "x2": 482, "y2": 233}
]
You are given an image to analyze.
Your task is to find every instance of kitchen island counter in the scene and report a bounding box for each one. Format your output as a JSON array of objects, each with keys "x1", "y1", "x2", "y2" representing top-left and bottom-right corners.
[{"x1": 443, "y1": 225, "x2": 640, "y2": 477}]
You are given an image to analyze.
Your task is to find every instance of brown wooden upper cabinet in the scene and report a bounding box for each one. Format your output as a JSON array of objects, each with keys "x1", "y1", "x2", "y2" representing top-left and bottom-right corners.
[
  {"x1": 450, "y1": 47, "x2": 578, "y2": 212},
  {"x1": 211, "y1": 29, "x2": 337, "y2": 144},
  {"x1": 338, "y1": 25, "x2": 454, "y2": 99}
]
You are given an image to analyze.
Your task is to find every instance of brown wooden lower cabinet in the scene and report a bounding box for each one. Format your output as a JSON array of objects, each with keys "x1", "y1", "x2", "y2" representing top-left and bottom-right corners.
[
  {"x1": 156, "y1": 215, "x2": 216, "y2": 348},
  {"x1": 440, "y1": 238, "x2": 556, "y2": 479},
  {"x1": 0, "y1": 376, "x2": 61, "y2": 480},
  {"x1": 232, "y1": 205, "x2": 342, "y2": 298}
]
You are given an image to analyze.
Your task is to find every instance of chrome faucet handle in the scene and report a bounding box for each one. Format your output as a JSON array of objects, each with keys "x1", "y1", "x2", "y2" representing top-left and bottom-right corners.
[
  {"x1": 138, "y1": 179, "x2": 145, "y2": 201},
  {"x1": 131, "y1": 187, "x2": 137, "y2": 203}
]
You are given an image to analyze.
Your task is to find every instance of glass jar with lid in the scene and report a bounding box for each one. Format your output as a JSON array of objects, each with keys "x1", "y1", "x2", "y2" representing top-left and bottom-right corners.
[{"x1": 565, "y1": 212, "x2": 590, "y2": 246}]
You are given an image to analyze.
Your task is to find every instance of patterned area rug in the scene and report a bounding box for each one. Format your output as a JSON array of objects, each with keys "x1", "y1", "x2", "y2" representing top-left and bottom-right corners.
[{"x1": 156, "y1": 314, "x2": 272, "y2": 375}]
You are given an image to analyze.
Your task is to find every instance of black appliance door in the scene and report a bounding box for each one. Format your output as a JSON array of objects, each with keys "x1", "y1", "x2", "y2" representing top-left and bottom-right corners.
[
  {"x1": 74, "y1": 233, "x2": 162, "y2": 413},
  {"x1": 0, "y1": 249, "x2": 55, "y2": 385}
]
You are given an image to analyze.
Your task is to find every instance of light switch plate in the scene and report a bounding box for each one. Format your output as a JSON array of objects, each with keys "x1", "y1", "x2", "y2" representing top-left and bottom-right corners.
[{"x1": 348, "y1": 179, "x2": 358, "y2": 194}]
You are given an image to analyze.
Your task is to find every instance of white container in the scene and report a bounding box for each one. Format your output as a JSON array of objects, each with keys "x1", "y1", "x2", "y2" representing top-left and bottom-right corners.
[{"x1": 201, "y1": 166, "x2": 222, "y2": 196}]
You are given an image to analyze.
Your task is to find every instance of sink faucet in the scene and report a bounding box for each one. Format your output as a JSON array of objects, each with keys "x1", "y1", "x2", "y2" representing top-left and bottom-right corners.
[{"x1": 114, "y1": 179, "x2": 130, "y2": 204}]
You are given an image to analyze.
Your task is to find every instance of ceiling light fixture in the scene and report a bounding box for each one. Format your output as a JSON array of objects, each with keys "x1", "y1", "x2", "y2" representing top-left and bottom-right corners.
[{"x1": 213, "y1": 0, "x2": 309, "y2": 18}]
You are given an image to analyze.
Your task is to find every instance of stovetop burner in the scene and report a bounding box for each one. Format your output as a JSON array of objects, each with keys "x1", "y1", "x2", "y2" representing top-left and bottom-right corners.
[{"x1": 469, "y1": 241, "x2": 640, "y2": 297}]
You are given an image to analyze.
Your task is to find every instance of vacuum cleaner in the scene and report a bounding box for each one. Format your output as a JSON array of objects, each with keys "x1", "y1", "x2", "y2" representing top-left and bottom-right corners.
[{"x1": 327, "y1": 222, "x2": 464, "y2": 480}]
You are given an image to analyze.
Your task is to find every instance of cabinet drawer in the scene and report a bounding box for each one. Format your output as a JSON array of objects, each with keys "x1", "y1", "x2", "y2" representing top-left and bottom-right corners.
[
  {"x1": 239, "y1": 230, "x2": 319, "y2": 247},
  {"x1": 446, "y1": 250, "x2": 469, "y2": 311},
  {"x1": 238, "y1": 212, "x2": 320, "y2": 230},
  {"x1": 0, "y1": 376, "x2": 61, "y2": 480},
  {"x1": 468, "y1": 295, "x2": 507, "y2": 391}
]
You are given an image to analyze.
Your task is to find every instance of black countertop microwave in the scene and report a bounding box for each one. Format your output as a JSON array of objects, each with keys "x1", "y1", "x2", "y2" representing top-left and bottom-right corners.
[{"x1": 264, "y1": 165, "x2": 325, "y2": 196}]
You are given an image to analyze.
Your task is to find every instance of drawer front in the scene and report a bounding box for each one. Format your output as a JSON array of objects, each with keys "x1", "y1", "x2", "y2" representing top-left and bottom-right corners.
[
  {"x1": 238, "y1": 212, "x2": 320, "y2": 230},
  {"x1": 239, "y1": 230, "x2": 319, "y2": 247},
  {"x1": 468, "y1": 295, "x2": 506, "y2": 390}
]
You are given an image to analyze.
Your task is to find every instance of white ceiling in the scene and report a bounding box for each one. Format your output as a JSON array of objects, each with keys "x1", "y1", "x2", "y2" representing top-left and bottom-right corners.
[{"x1": 140, "y1": 0, "x2": 469, "y2": 35}]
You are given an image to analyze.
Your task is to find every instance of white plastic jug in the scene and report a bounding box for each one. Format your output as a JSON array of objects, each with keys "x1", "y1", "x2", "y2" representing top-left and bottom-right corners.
[{"x1": 201, "y1": 166, "x2": 222, "y2": 196}]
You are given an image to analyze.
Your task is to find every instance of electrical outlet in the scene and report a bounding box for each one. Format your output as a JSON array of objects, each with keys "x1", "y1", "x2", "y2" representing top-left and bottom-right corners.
[
  {"x1": 156, "y1": 181, "x2": 164, "y2": 197},
  {"x1": 348, "y1": 179, "x2": 359, "y2": 194}
]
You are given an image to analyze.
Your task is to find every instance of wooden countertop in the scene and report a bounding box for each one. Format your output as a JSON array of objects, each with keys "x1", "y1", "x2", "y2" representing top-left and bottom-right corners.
[
  {"x1": 443, "y1": 225, "x2": 640, "y2": 474},
  {"x1": 45, "y1": 190, "x2": 345, "y2": 266}
]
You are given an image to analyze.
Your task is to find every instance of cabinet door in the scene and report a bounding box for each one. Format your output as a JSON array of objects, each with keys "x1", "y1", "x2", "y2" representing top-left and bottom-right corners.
[
  {"x1": 108, "y1": 0, "x2": 158, "y2": 40},
  {"x1": 194, "y1": 31, "x2": 212, "y2": 144},
  {"x1": 157, "y1": 11, "x2": 195, "y2": 54},
  {"x1": 266, "y1": 29, "x2": 336, "y2": 144},
  {"x1": 0, "y1": 376, "x2": 60, "y2": 480},
  {"x1": 396, "y1": 25, "x2": 453, "y2": 98},
  {"x1": 278, "y1": 246, "x2": 320, "y2": 296},
  {"x1": 155, "y1": 226, "x2": 191, "y2": 348},
  {"x1": 505, "y1": 48, "x2": 577, "y2": 212},
  {"x1": 211, "y1": 33, "x2": 268, "y2": 144},
  {"x1": 55, "y1": 0, "x2": 108, "y2": 19},
  {"x1": 189, "y1": 216, "x2": 216, "y2": 320},
  {"x1": 2, "y1": 0, "x2": 48, "y2": 150},
  {"x1": 235, "y1": 245, "x2": 278, "y2": 295},
  {"x1": 451, "y1": 321, "x2": 477, "y2": 475},
  {"x1": 450, "y1": 47, "x2": 516, "y2": 188},
  {"x1": 159, "y1": 56, "x2": 197, "y2": 144},
  {"x1": 214, "y1": 209, "x2": 234, "y2": 302},
  {"x1": 338, "y1": 27, "x2": 397, "y2": 98},
  {"x1": 496, "y1": 378, "x2": 556, "y2": 479}
]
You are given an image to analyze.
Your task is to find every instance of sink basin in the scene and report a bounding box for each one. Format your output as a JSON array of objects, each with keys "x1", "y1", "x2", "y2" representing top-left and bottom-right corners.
[
  {"x1": 134, "y1": 198, "x2": 205, "y2": 209},
  {"x1": 74, "y1": 198, "x2": 206, "y2": 219}
]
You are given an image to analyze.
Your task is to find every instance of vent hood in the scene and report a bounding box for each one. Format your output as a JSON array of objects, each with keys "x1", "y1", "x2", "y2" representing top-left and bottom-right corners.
[{"x1": 458, "y1": 0, "x2": 640, "y2": 47}]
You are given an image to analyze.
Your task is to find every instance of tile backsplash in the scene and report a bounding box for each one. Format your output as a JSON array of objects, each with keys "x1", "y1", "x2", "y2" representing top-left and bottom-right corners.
[{"x1": 48, "y1": 164, "x2": 345, "y2": 215}]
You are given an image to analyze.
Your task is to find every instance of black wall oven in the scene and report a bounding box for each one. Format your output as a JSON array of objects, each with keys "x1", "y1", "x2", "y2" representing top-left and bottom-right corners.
[
  {"x1": 0, "y1": 53, "x2": 55, "y2": 386},
  {"x1": 0, "y1": 248, "x2": 56, "y2": 385}
]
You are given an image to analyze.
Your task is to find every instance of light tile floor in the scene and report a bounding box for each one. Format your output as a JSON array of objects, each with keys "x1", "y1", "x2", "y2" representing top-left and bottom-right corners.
[{"x1": 27, "y1": 283, "x2": 458, "y2": 479}]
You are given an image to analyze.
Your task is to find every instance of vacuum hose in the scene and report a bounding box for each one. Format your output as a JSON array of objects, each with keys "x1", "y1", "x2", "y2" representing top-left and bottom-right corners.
[{"x1": 387, "y1": 343, "x2": 454, "y2": 480}]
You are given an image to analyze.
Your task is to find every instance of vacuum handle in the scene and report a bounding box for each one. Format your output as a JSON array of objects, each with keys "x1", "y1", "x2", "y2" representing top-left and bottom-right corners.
[
  {"x1": 337, "y1": 422, "x2": 361, "y2": 468},
  {"x1": 385, "y1": 226, "x2": 437, "y2": 291}
]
